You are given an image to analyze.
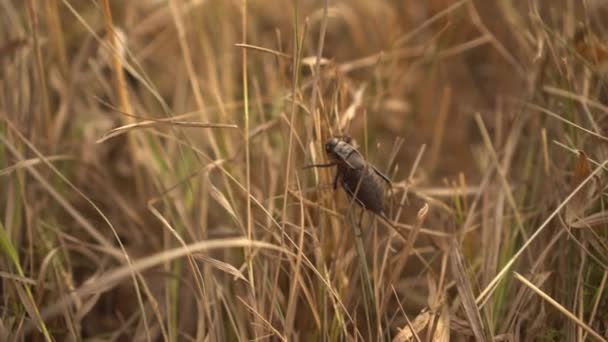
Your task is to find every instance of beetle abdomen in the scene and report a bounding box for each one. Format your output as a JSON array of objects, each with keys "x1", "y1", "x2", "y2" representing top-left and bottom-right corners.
[{"x1": 339, "y1": 165, "x2": 385, "y2": 214}]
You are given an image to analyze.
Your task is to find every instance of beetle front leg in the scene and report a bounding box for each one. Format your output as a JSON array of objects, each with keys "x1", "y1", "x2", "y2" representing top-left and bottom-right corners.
[
  {"x1": 333, "y1": 171, "x2": 341, "y2": 190},
  {"x1": 302, "y1": 162, "x2": 337, "y2": 170},
  {"x1": 371, "y1": 165, "x2": 392, "y2": 186}
]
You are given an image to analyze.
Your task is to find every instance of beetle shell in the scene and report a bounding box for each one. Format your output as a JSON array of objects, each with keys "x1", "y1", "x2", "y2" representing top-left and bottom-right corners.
[
  {"x1": 324, "y1": 137, "x2": 387, "y2": 214},
  {"x1": 338, "y1": 162, "x2": 386, "y2": 214}
]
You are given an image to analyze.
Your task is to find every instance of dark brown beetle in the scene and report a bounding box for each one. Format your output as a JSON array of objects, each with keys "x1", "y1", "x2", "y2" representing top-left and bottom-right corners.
[{"x1": 305, "y1": 136, "x2": 392, "y2": 217}]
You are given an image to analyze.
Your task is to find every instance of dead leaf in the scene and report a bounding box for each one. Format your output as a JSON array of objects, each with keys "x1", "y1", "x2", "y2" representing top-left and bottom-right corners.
[
  {"x1": 431, "y1": 306, "x2": 450, "y2": 342},
  {"x1": 393, "y1": 306, "x2": 450, "y2": 342},
  {"x1": 393, "y1": 311, "x2": 430, "y2": 342},
  {"x1": 572, "y1": 150, "x2": 591, "y2": 187}
]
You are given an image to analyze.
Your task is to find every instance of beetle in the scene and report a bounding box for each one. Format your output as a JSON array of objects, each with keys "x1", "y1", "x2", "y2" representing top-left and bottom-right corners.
[{"x1": 305, "y1": 135, "x2": 393, "y2": 217}]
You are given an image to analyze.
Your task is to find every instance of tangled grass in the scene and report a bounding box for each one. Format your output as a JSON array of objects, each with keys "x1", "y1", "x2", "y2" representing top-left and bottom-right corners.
[{"x1": 1, "y1": 0, "x2": 608, "y2": 340}]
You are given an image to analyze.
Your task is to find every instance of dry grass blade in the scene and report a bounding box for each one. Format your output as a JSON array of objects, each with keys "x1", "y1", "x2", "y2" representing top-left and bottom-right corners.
[
  {"x1": 513, "y1": 272, "x2": 607, "y2": 342},
  {"x1": 392, "y1": 285, "x2": 422, "y2": 342},
  {"x1": 240, "y1": 0, "x2": 256, "y2": 308},
  {"x1": 525, "y1": 102, "x2": 608, "y2": 142},
  {"x1": 388, "y1": 221, "x2": 451, "y2": 238},
  {"x1": 31, "y1": 238, "x2": 290, "y2": 330},
  {"x1": 467, "y1": 1, "x2": 525, "y2": 77},
  {"x1": 400, "y1": 203, "x2": 429, "y2": 260},
  {"x1": 14, "y1": 283, "x2": 47, "y2": 338},
  {"x1": 209, "y1": 183, "x2": 240, "y2": 223},
  {"x1": 475, "y1": 113, "x2": 527, "y2": 241},
  {"x1": 6, "y1": 1, "x2": 608, "y2": 340},
  {"x1": 449, "y1": 241, "x2": 489, "y2": 342},
  {"x1": 237, "y1": 296, "x2": 287, "y2": 341},
  {"x1": 27, "y1": 0, "x2": 52, "y2": 137},
  {"x1": 427, "y1": 86, "x2": 451, "y2": 174},
  {"x1": 0, "y1": 155, "x2": 72, "y2": 176},
  {"x1": 0, "y1": 221, "x2": 51, "y2": 339},
  {"x1": 96, "y1": 120, "x2": 238, "y2": 143},
  {"x1": 569, "y1": 211, "x2": 608, "y2": 228},
  {"x1": 476, "y1": 160, "x2": 608, "y2": 308},
  {"x1": 101, "y1": 0, "x2": 132, "y2": 117},
  {"x1": 542, "y1": 86, "x2": 608, "y2": 115},
  {"x1": 565, "y1": 151, "x2": 597, "y2": 225},
  {"x1": 0, "y1": 271, "x2": 36, "y2": 285},
  {"x1": 405, "y1": 185, "x2": 480, "y2": 197},
  {"x1": 284, "y1": 175, "x2": 309, "y2": 337},
  {"x1": 0, "y1": 126, "x2": 121, "y2": 258},
  {"x1": 585, "y1": 271, "x2": 608, "y2": 341},
  {"x1": 339, "y1": 84, "x2": 366, "y2": 129},
  {"x1": 234, "y1": 43, "x2": 290, "y2": 59},
  {"x1": 195, "y1": 255, "x2": 248, "y2": 283}
]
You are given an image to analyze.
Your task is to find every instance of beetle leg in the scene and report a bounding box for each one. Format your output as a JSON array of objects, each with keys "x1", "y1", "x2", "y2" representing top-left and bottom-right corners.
[
  {"x1": 371, "y1": 165, "x2": 392, "y2": 186},
  {"x1": 333, "y1": 170, "x2": 340, "y2": 190},
  {"x1": 302, "y1": 162, "x2": 337, "y2": 169},
  {"x1": 369, "y1": 165, "x2": 394, "y2": 217}
]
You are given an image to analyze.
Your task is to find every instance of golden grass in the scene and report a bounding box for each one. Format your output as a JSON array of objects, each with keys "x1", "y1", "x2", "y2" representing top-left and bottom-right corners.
[{"x1": 2, "y1": 0, "x2": 608, "y2": 341}]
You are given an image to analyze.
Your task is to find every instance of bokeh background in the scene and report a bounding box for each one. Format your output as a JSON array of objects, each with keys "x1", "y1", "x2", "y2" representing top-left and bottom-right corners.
[{"x1": 2, "y1": 0, "x2": 608, "y2": 340}]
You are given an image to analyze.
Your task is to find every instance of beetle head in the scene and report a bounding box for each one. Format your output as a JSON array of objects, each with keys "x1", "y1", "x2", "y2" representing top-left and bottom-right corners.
[{"x1": 324, "y1": 137, "x2": 339, "y2": 155}]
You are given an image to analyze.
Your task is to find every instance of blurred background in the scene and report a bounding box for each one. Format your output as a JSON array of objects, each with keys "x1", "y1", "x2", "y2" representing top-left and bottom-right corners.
[{"x1": 1, "y1": 0, "x2": 608, "y2": 340}]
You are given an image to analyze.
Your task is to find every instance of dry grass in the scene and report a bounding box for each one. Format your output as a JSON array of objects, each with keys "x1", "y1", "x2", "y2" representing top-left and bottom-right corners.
[{"x1": 2, "y1": 0, "x2": 608, "y2": 341}]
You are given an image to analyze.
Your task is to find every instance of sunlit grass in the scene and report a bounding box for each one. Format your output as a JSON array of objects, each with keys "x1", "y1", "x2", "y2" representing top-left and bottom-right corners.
[{"x1": 1, "y1": 0, "x2": 608, "y2": 341}]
